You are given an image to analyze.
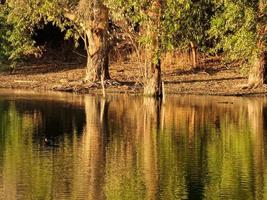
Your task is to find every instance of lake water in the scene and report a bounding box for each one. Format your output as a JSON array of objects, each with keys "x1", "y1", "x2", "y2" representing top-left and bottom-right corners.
[{"x1": 0, "y1": 90, "x2": 267, "y2": 200}]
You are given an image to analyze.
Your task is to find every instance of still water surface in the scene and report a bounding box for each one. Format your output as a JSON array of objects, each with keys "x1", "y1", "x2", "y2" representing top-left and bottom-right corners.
[{"x1": 0, "y1": 90, "x2": 267, "y2": 200}]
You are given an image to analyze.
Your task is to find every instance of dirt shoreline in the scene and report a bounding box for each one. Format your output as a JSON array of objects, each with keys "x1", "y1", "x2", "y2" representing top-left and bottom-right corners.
[{"x1": 1, "y1": 63, "x2": 267, "y2": 97}]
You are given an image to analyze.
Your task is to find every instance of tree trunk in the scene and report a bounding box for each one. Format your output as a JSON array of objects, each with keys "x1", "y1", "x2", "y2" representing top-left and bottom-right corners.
[
  {"x1": 143, "y1": 0, "x2": 163, "y2": 97},
  {"x1": 247, "y1": 1, "x2": 266, "y2": 88},
  {"x1": 190, "y1": 42, "x2": 198, "y2": 69},
  {"x1": 84, "y1": 4, "x2": 110, "y2": 82},
  {"x1": 247, "y1": 48, "x2": 266, "y2": 88},
  {"x1": 144, "y1": 54, "x2": 163, "y2": 97}
]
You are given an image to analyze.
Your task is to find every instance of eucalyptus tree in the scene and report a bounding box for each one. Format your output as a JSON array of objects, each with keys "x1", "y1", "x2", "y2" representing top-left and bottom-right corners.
[
  {"x1": 63, "y1": 0, "x2": 111, "y2": 81},
  {"x1": 106, "y1": 0, "x2": 195, "y2": 97},
  {"x1": 209, "y1": 0, "x2": 267, "y2": 88},
  {"x1": 0, "y1": 0, "x2": 110, "y2": 81},
  {"x1": 174, "y1": 0, "x2": 214, "y2": 68}
]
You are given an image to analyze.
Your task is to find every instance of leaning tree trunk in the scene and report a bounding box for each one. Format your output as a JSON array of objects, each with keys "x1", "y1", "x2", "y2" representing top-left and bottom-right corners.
[
  {"x1": 84, "y1": 3, "x2": 110, "y2": 82},
  {"x1": 143, "y1": 0, "x2": 163, "y2": 97}
]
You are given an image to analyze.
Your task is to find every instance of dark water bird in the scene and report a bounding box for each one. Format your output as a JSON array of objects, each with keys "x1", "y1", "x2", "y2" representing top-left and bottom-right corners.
[{"x1": 44, "y1": 138, "x2": 59, "y2": 147}]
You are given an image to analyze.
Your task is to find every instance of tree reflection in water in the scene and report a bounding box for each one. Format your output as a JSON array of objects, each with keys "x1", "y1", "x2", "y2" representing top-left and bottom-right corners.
[{"x1": 0, "y1": 94, "x2": 267, "y2": 199}]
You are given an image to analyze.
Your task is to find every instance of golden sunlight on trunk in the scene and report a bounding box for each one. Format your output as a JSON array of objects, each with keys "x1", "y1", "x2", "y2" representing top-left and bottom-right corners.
[
  {"x1": 143, "y1": 0, "x2": 163, "y2": 97},
  {"x1": 84, "y1": 3, "x2": 110, "y2": 82},
  {"x1": 247, "y1": 1, "x2": 266, "y2": 88}
]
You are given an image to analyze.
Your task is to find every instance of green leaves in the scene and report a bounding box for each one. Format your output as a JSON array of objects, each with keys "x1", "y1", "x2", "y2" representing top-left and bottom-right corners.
[
  {"x1": 208, "y1": 0, "x2": 264, "y2": 68},
  {"x1": 106, "y1": 0, "x2": 213, "y2": 54},
  {"x1": 0, "y1": 0, "x2": 78, "y2": 65},
  {"x1": 0, "y1": 0, "x2": 265, "y2": 71}
]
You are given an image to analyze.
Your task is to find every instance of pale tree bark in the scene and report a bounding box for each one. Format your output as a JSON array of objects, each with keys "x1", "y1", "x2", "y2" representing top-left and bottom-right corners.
[
  {"x1": 190, "y1": 42, "x2": 198, "y2": 69},
  {"x1": 142, "y1": 98, "x2": 162, "y2": 199},
  {"x1": 143, "y1": 0, "x2": 163, "y2": 97},
  {"x1": 247, "y1": 1, "x2": 266, "y2": 88},
  {"x1": 247, "y1": 44, "x2": 266, "y2": 88},
  {"x1": 247, "y1": 99, "x2": 264, "y2": 200},
  {"x1": 79, "y1": 96, "x2": 109, "y2": 199},
  {"x1": 144, "y1": 49, "x2": 163, "y2": 97},
  {"x1": 64, "y1": 1, "x2": 110, "y2": 83},
  {"x1": 84, "y1": 2, "x2": 110, "y2": 82}
]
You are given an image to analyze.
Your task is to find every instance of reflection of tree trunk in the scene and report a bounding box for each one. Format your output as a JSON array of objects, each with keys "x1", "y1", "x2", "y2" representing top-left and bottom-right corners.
[
  {"x1": 247, "y1": 99, "x2": 264, "y2": 200},
  {"x1": 188, "y1": 107, "x2": 196, "y2": 143},
  {"x1": 78, "y1": 96, "x2": 108, "y2": 200},
  {"x1": 84, "y1": 3, "x2": 110, "y2": 82},
  {"x1": 143, "y1": 98, "x2": 161, "y2": 199},
  {"x1": 3, "y1": 158, "x2": 17, "y2": 200}
]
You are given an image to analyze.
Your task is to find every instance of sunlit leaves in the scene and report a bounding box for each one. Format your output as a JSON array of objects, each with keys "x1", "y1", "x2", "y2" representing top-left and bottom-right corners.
[{"x1": 209, "y1": 0, "x2": 266, "y2": 68}]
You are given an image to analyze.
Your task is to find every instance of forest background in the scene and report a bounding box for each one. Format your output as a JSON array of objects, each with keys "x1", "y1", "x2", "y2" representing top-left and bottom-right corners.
[{"x1": 0, "y1": 0, "x2": 266, "y2": 97}]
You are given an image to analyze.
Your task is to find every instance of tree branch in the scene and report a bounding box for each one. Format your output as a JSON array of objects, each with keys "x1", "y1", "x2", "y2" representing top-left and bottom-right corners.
[{"x1": 63, "y1": 8, "x2": 77, "y2": 21}]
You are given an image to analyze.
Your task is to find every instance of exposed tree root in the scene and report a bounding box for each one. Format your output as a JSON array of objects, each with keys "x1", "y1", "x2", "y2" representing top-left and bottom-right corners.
[
  {"x1": 53, "y1": 79, "x2": 122, "y2": 93},
  {"x1": 239, "y1": 82, "x2": 266, "y2": 90},
  {"x1": 144, "y1": 78, "x2": 162, "y2": 97}
]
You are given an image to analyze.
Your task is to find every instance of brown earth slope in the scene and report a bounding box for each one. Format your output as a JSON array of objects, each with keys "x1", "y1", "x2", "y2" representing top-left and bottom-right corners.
[{"x1": 0, "y1": 61, "x2": 266, "y2": 96}]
